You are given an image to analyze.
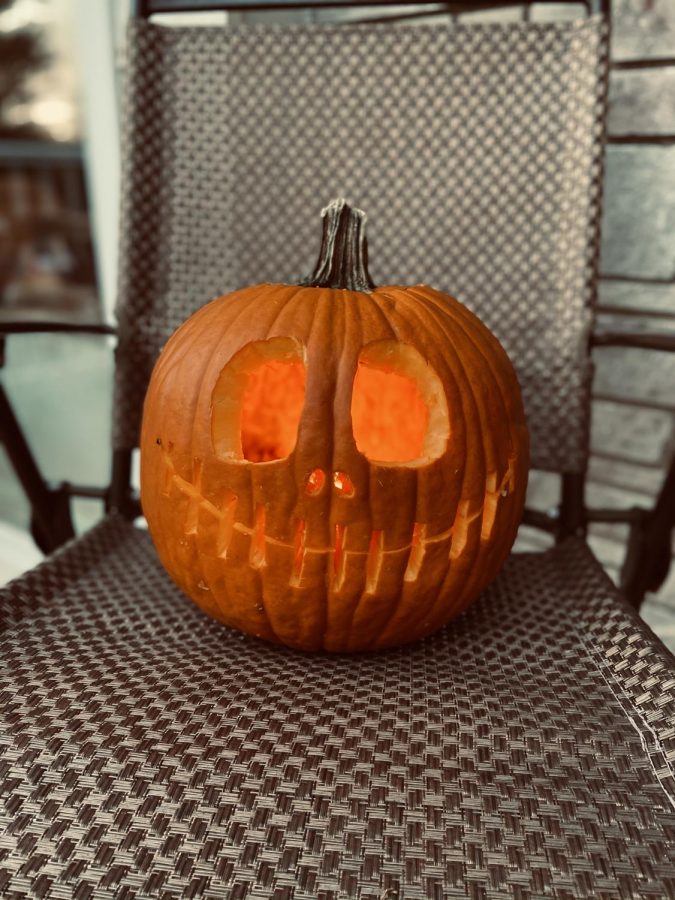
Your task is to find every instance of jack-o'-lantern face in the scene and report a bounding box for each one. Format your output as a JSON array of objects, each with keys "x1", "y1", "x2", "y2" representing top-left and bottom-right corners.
[
  {"x1": 141, "y1": 200, "x2": 529, "y2": 653},
  {"x1": 206, "y1": 334, "x2": 451, "y2": 586}
]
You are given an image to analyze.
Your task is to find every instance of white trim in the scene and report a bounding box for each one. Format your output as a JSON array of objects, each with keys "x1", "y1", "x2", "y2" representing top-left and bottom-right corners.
[{"x1": 73, "y1": 0, "x2": 122, "y2": 324}]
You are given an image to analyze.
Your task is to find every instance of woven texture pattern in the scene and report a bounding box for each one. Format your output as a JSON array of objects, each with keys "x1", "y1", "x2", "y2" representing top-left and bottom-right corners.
[
  {"x1": 1, "y1": 517, "x2": 675, "y2": 898},
  {"x1": 114, "y1": 18, "x2": 608, "y2": 472}
]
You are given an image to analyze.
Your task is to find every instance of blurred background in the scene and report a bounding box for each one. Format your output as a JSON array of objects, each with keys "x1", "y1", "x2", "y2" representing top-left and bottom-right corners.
[{"x1": 0, "y1": 0, "x2": 674, "y2": 644}]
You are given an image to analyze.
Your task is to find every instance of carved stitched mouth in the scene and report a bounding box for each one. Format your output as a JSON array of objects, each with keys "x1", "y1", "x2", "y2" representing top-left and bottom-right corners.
[{"x1": 160, "y1": 447, "x2": 515, "y2": 588}]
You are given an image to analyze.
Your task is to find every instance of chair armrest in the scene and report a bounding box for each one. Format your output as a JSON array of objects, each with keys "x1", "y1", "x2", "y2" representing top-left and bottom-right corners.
[
  {"x1": 0, "y1": 315, "x2": 117, "y2": 550},
  {"x1": 0, "y1": 319, "x2": 116, "y2": 337},
  {"x1": 591, "y1": 331, "x2": 675, "y2": 352},
  {"x1": 621, "y1": 450, "x2": 675, "y2": 605}
]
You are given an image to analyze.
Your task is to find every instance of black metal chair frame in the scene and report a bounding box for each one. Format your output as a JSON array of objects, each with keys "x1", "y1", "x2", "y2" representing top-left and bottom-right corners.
[{"x1": 0, "y1": 0, "x2": 674, "y2": 610}]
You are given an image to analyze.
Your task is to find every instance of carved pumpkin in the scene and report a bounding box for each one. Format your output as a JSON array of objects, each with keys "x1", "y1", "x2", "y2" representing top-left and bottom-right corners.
[{"x1": 140, "y1": 199, "x2": 529, "y2": 652}]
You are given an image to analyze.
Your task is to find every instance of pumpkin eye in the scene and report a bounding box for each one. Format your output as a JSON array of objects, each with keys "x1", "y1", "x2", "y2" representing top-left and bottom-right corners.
[
  {"x1": 351, "y1": 341, "x2": 449, "y2": 466},
  {"x1": 211, "y1": 337, "x2": 306, "y2": 463}
]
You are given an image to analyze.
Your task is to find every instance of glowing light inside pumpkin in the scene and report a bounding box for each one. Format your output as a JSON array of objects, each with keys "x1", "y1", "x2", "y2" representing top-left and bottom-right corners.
[
  {"x1": 306, "y1": 468, "x2": 326, "y2": 495},
  {"x1": 213, "y1": 338, "x2": 448, "y2": 467},
  {"x1": 334, "y1": 523, "x2": 346, "y2": 582},
  {"x1": 333, "y1": 471, "x2": 355, "y2": 497},
  {"x1": 212, "y1": 337, "x2": 306, "y2": 463},
  {"x1": 241, "y1": 360, "x2": 306, "y2": 462},
  {"x1": 351, "y1": 364, "x2": 429, "y2": 463}
]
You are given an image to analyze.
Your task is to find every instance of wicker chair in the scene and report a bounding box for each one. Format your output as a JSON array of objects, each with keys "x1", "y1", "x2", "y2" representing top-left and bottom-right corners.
[{"x1": 2, "y1": 3, "x2": 675, "y2": 897}]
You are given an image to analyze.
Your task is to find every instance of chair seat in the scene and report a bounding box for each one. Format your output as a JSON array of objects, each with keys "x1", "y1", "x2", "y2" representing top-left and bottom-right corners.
[{"x1": 1, "y1": 516, "x2": 674, "y2": 898}]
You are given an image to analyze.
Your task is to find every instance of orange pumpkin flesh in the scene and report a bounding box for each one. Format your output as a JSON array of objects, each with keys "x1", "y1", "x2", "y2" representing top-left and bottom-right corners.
[
  {"x1": 240, "y1": 359, "x2": 306, "y2": 462},
  {"x1": 140, "y1": 199, "x2": 529, "y2": 653},
  {"x1": 352, "y1": 362, "x2": 430, "y2": 462}
]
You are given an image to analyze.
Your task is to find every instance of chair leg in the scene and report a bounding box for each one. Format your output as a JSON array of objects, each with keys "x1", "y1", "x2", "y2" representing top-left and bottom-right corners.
[
  {"x1": 557, "y1": 472, "x2": 587, "y2": 542},
  {"x1": 621, "y1": 454, "x2": 675, "y2": 609},
  {"x1": 0, "y1": 381, "x2": 75, "y2": 553},
  {"x1": 107, "y1": 448, "x2": 142, "y2": 520}
]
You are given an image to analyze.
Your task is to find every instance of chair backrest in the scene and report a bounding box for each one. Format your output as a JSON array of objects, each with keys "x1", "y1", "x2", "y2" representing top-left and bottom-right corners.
[{"x1": 115, "y1": 16, "x2": 609, "y2": 474}]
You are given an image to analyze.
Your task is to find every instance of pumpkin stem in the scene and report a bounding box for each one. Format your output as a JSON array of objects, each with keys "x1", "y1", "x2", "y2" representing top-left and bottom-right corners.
[{"x1": 301, "y1": 198, "x2": 376, "y2": 292}]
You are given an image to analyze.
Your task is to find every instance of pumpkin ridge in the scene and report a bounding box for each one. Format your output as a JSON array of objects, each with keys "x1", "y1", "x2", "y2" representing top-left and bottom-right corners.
[
  {"x1": 261, "y1": 285, "x2": 321, "y2": 532},
  {"x1": 188, "y1": 287, "x2": 287, "y2": 459},
  {"x1": 291, "y1": 285, "x2": 336, "y2": 648},
  {"x1": 422, "y1": 288, "x2": 529, "y2": 501},
  {"x1": 166, "y1": 284, "x2": 267, "y2": 364},
  {"x1": 299, "y1": 293, "x2": 336, "y2": 492},
  {"x1": 350, "y1": 295, "x2": 439, "y2": 649},
  {"x1": 372, "y1": 286, "x2": 472, "y2": 499},
  {"x1": 361, "y1": 291, "x2": 455, "y2": 644},
  {"x1": 396, "y1": 293, "x2": 506, "y2": 624},
  {"x1": 178, "y1": 288, "x2": 297, "y2": 644},
  {"x1": 400, "y1": 290, "x2": 525, "y2": 626},
  {"x1": 349, "y1": 291, "x2": 432, "y2": 650},
  {"x1": 416, "y1": 287, "x2": 529, "y2": 475},
  {"x1": 150, "y1": 314, "x2": 205, "y2": 393},
  {"x1": 369, "y1": 287, "x2": 487, "y2": 646},
  {"x1": 407, "y1": 291, "x2": 518, "y2": 500},
  {"x1": 322, "y1": 288, "x2": 355, "y2": 650},
  {"x1": 443, "y1": 361, "x2": 526, "y2": 603},
  {"x1": 262, "y1": 287, "x2": 338, "y2": 649},
  {"x1": 148, "y1": 292, "x2": 248, "y2": 407},
  {"x1": 198, "y1": 546, "x2": 270, "y2": 642},
  {"x1": 407, "y1": 289, "x2": 507, "y2": 476},
  {"x1": 142, "y1": 297, "x2": 258, "y2": 594},
  {"x1": 374, "y1": 285, "x2": 478, "y2": 522},
  {"x1": 345, "y1": 290, "x2": 421, "y2": 650},
  {"x1": 408, "y1": 287, "x2": 529, "y2": 609},
  {"x1": 236, "y1": 286, "x2": 319, "y2": 645},
  {"x1": 250, "y1": 285, "x2": 314, "y2": 644},
  {"x1": 326, "y1": 291, "x2": 392, "y2": 651},
  {"x1": 411, "y1": 285, "x2": 527, "y2": 426}
]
